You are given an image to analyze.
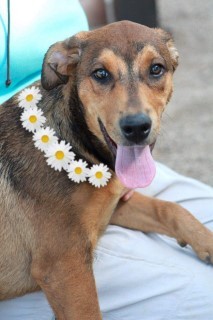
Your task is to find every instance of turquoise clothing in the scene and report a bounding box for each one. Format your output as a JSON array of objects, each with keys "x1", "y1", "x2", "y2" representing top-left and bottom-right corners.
[{"x1": 0, "y1": 0, "x2": 88, "y2": 104}]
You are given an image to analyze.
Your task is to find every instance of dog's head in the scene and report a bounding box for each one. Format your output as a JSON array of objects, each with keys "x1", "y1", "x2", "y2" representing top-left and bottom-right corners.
[{"x1": 41, "y1": 21, "x2": 178, "y2": 188}]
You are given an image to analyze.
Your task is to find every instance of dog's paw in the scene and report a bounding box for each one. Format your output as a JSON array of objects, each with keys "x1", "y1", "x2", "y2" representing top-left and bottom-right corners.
[
  {"x1": 187, "y1": 230, "x2": 213, "y2": 264},
  {"x1": 194, "y1": 243, "x2": 213, "y2": 264}
]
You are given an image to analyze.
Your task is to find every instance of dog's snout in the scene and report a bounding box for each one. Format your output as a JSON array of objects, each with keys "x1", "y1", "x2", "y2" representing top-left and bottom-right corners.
[{"x1": 120, "y1": 114, "x2": 152, "y2": 144}]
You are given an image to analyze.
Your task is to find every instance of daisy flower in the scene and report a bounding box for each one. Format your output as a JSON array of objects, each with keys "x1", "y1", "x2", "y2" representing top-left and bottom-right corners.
[
  {"x1": 67, "y1": 159, "x2": 89, "y2": 183},
  {"x1": 33, "y1": 127, "x2": 58, "y2": 152},
  {"x1": 20, "y1": 107, "x2": 46, "y2": 132},
  {"x1": 88, "y1": 163, "x2": 112, "y2": 188},
  {"x1": 45, "y1": 140, "x2": 75, "y2": 171},
  {"x1": 18, "y1": 86, "x2": 42, "y2": 109}
]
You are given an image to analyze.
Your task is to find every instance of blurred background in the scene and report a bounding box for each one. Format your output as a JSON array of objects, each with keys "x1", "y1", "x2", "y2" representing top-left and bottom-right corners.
[{"x1": 80, "y1": 0, "x2": 213, "y2": 186}]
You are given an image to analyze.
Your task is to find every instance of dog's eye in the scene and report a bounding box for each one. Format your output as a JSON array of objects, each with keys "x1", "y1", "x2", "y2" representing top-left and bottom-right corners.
[
  {"x1": 92, "y1": 69, "x2": 111, "y2": 83},
  {"x1": 150, "y1": 64, "x2": 165, "y2": 77}
]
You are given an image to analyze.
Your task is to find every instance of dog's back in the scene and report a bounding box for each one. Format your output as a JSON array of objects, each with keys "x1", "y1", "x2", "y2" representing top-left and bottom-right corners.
[
  {"x1": 0, "y1": 103, "x2": 39, "y2": 298},
  {"x1": 0, "y1": 98, "x2": 80, "y2": 298}
]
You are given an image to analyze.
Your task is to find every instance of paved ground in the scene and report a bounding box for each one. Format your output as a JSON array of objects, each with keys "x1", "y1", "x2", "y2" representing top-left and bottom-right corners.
[{"x1": 154, "y1": 0, "x2": 213, "y2": 186}]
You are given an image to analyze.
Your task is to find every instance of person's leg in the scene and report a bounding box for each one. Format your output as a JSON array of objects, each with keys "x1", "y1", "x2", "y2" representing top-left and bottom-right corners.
[
  {"x1": 1, "y1": 163, "x2": 212, "y2": 319},
  {"x1": 94, "y1": 162, "x2": 213, "y2": 320},
  {"x1": 0, "y1": 291, "x2": 53, "y2": 320}
]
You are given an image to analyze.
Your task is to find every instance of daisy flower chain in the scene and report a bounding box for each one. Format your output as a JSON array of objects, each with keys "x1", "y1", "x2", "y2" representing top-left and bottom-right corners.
[{"x1": 18, "y1": 87, "x2": 112, "y2": 187}]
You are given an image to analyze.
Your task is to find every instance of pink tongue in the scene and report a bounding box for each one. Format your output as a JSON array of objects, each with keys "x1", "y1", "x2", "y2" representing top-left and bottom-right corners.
[{"x1": 115, "y1": 145, "x2": 156, "y2": 188}]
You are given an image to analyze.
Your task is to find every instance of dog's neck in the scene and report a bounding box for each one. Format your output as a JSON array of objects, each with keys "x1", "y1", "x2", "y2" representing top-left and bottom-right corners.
[{"x1": 40, "y1": 85, "x2": 115, "y2": 170}]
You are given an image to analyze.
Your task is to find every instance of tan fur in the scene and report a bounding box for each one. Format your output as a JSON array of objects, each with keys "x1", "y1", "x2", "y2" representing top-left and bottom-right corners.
[{"x1": 0, "y1": 21, "x2": 213, "y2": 320}]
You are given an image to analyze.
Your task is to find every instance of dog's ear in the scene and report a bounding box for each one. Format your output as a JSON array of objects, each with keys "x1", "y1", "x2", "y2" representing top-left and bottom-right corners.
[
  {"x1": 156, "y1": 29, "x2": 179, "y2": 71},
  {"x1": 41, "y1": 33, "x2": 87, "y2": 90}
]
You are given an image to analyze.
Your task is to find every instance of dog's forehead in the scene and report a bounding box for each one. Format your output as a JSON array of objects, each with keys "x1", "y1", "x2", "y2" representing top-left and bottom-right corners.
[
  {"x1": 79, "y1": 21, "x2": 168, "y2": 63},
  {"x1": 85, "y1": 21, "x2": 158, "y2": 44}
]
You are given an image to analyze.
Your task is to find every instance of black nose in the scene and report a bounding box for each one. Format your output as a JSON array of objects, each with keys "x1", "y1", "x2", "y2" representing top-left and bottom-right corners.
[{"x1": 120, "y1": 113, "x2": 152, "y2": 144}]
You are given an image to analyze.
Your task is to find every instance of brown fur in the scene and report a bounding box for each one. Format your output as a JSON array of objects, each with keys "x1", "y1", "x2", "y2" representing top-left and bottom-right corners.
[{"x1": 0, "y1": 21, "x2": 213, "y2": 319}]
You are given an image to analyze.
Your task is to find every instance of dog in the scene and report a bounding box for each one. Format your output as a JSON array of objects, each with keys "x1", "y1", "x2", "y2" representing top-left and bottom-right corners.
[{"x1": 0, "y1": 21, "x2": 213, "y2": 319}]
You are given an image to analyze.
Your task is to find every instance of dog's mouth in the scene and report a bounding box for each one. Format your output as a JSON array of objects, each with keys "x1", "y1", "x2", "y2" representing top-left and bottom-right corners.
[
  {"x1": 98, "y1": 119, "x2": 117, "y2": 157},
  {"x1": 98, "y1": 119, "x2": 156, "y2": 188}
]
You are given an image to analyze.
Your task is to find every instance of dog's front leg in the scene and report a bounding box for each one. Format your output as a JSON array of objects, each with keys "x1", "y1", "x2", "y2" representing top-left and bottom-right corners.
[
  {"x1": 111, "y1": 192, "x2": 213, "y2": 263},
  {"x1": 31, "y1": 178, "x2": 125, "y2": 320},
  {"x1": 31, "y1": 242, "x2": 102, "y2": 320}
]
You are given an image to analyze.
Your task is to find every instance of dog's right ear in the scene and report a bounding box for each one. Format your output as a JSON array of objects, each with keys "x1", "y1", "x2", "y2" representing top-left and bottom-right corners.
[{"x1": 41, "y1": 33, "x2": 87, "y2": 90}]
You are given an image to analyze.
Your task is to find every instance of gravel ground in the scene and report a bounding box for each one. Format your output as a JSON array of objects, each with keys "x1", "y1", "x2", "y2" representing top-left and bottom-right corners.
[{"x1": 154, "y1": 0, "x2": 213, "y2": 186}]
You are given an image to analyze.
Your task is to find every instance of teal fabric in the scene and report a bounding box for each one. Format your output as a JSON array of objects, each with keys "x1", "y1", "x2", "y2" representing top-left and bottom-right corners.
[{"x1": 0, "y1": 0, "x2": 89, "y2": 104}]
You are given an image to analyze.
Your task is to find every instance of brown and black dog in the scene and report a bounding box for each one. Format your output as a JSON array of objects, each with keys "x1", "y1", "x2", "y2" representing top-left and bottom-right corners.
[{"x1": 0, "y1": 21, "x2": 213, "y2": 319}]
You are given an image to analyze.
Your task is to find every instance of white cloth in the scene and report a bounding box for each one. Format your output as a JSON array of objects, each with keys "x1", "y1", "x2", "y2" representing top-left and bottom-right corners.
[{"x1": 0, "y1": 163, "x2": 213, "y2": 320}]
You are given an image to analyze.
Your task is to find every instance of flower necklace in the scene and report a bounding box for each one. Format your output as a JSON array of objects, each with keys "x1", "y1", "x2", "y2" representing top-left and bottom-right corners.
[{"x1": 17, "y1": 86, "x2": 112, "y2": 188}]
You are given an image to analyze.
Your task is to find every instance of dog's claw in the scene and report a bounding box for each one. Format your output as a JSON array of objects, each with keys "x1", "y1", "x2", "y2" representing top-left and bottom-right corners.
[
  {"x1": 205, "y1": 255, "x2": 211, "y2": 264},
  {"x1": 198, "y1": 251, "x2": 213, "y2": 264},
  {"x1": 195, "y1": 243, "x2": 213, "y2": 265}
]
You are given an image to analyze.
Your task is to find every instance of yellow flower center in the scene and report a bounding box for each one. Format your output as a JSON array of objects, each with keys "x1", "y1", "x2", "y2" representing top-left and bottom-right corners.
[
  {"x1": 75, "y1": 167, "x2": 82, "y2": 175},
  {"x1": 41, "y1": 135, "x2": 49, "y2": 143},
  {"x1": 95, "y1": 171, "x2": 103, "y2": 179},
  {"x1": 26, "y1": 94, "x2": 33, "y2": 102},
  {"x1": 55, "y1": 150, "x2": 65, "y2": 160},
  {"x1": 29, "y1": 115, "x2": 37, "y2": 123}
]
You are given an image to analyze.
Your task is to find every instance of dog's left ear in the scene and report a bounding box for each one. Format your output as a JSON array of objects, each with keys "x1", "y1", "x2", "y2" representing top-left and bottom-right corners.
[
  {"x1": 156, "y1": 29, "x2": 179, "y2": 71},
  {"x1": 41, "y1": 32, "x2": 87, "y2": 90}
]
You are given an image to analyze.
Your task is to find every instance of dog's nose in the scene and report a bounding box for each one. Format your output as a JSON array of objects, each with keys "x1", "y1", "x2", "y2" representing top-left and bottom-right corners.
[{"x1": 120, "y1": 113, "x2": 152, "y2": 144}]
